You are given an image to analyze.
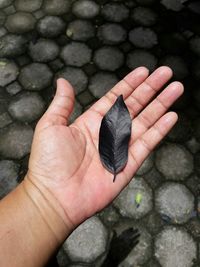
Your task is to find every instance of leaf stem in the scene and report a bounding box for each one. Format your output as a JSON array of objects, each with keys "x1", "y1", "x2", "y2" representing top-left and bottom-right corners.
[{"x1": 113, "y1": 173, "x2": 117, "y2": 183}]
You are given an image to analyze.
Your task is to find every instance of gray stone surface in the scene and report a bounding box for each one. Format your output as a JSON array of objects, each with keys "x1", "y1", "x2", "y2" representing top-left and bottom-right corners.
[
  {"x1": 61, "y1": 42, "x2": 92, "y2": 67},
  {"x1": 136, "y1": 153, "x2": 154, "y2": 175},
  {"x1": 129, "y1": 27, "x2": 158, "y2": 49},
  {"x1": 0, "y1": 34, "x2": 27, "y2": 57},
  {"x1": 114, "y1": 177, "x2": 153, "y2": 219},
  {"x1": 72, "y1": 0, "x2": 100, "y2": 18},
  {"x1": 43, "y1": 0, "x2": 70, "y2": 15},
  {"x1": 127, "y1": 49, "x2": 157, "y2": 72},
  {"x1": 155, "y1": 183, "x2": 194, "y2": 224},
  {"x1": 63, "y1": 216, "x2": 108, "y2": 263},
  {"x1": 194, "y1": 152, "x2": 200, "y2": 176},
  {"x1": 66, "y1": 20, "x2": 95, "y2": 41},
  {"x1": 101, "y1": 3, "x2": 129, "y2": 22},
  {"x1": 0, "y1": 112, "x2": 12, "y2": 128},
  {"x1": 6, "y1": 81, "x2": 22, "y2": 95},
  {"x1": 88, "y1": 72, "x2": 118, "y2": 98},
  {"x1": 155, "y1": 227, "x2": 196, "y2": 267},
  {"x1": 161, "y1": 0, "x2": 187, "y2": 11},
  {"x1": 19, "y1": 63, "x2": 53, "y2": 91},
  {"x1": 99, "y1": 205, "x2": 120, "y2": 227},
  {"x1": 5, "y1": 12, "x2": 36, "y2": 33},
  {"x1": 97, "y1": 23, "x2": 127, "y2": 44},
  {"x1": 0, "y1": 123, "x2": 33, "y2": 159},
  {"x1": 94, "y1": 47, "x2": 124, "y2": 71},
  {"x1": 0, "y1": 0, "x2": 13, "y2": 8},
  {"x1": 0, "y1": 11, "x2": 5, "y2": 26},
  {"x1": 8, "y1": 92, "x2": 45, "y2": 122},
  {"x1": 190, "y1": 36, "x2": 200, "y2": 56},
  {"x1": 15, "y1": 0, "x2": 42, "y2": 12},
  {"x1": 0, "y1": 160, "x2": 19, "y2": 198},
  {"x1": 3, "y1": 5, "x2": 16, "y2": 15},
  {"x1": 56, "y1": 67, "x2": 88, "y2": 94},
  {"x1": 144, "y1": 167, "x2": 164, "y2": 189},
  {"x1": 69, "y1": 100, "x2": 83, "y2": 123},
  {"x1": 0, "y1": 60, "x2": 19, "y2": 86},
  {"x1": 37, "y1": 16, "x2": 65, "y2": 38},
  {"x1": 29, "y1": 39, "x2": 59, "y2": 62},
  {"x1": 132, "y1": 7, "x2": 157, "y2": 26},
  {"x1": 155, "y1": 144, "x2": 193, "y2": 180},
  {"x1": 186, "y1": 137, "x2": 200, "y2": 154}
]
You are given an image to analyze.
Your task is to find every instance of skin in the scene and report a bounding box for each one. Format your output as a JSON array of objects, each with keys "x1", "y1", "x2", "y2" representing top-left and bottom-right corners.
[{"x1": 0, "y1": 66, "x2": 184, "y2": 267}]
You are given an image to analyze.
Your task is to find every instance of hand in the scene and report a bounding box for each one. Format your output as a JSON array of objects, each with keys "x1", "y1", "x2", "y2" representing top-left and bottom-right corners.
[{"x1": 26, "y1": 66, "x2": 184, "y2": 230}]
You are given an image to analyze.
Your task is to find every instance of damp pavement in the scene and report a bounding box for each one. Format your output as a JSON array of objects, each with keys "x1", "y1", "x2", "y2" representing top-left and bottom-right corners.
[{"x1": 0, "y1": 0, "x2": 200, "y2": 266}]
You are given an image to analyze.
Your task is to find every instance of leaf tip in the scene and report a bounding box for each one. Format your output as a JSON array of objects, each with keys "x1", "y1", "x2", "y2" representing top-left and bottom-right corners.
[{"x1": 113, "y1": 173, "x2": 117, "y2": 182}]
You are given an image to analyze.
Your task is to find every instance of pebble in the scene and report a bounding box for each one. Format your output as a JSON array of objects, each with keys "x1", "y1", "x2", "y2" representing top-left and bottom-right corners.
[
  {"x1": 101, "y1": 3, "x2": 129, "y2": 22},
  {"x1": 29, "y1": 39, "x2": 59, "y2": 62},
  {"x1": 97, "y1": 23, "x2": 127, "y2": 44},
  {"x1": 0, "y1": 59, "x2": 19, "y2": 87},
  {"x1": 72, "y1": 0, "x2": 100, "y2": 18},
  {"x1": 3, "y1": 5, "x2": 16, "y2": 15},
  {"x1": 0, "y1": 112, "x2": 12, "y2": 128},
  {"x1": 190, "y1": 36, "x2": 200, "y2": 56},
  {"x1": 43, "y1": 0, "x2": 70, "y2": 15},
  {"x1": 15, "y1": 0, "x2": 43, "y2": 12},
  {"x1": 161, "y1": 0, "x2": 187, "y2": 11},
  {"x1": 144, "y1": 167, "x2": 164, "y2": 189},
  {"x1": 5, "y1": 12, "x2": 36, "y2": 33},
  {"x1": 132, "y1": 7, "x2": 158, "y2": 26},
  {"x1": 66, "y1": 20, "x2": 95, "y2": 41},
  {"x1": 37, "y1": 16, "x2": 65, "y2": 38},
  {"x1": 6, "y1": 81, "x2": 22, "y2": 95},
  {"x1": 0, "y1": 0, "x2": 13, "y2": 8},
  {"x1": 19, "y1": 63, "x2": 53, "y2": 91},
  {"x1": 129, "y1": 27, "x2": 158, "y2": 49},
  {"x1": 0, "y1": 34, "x2": 27, "y2": 58},
  {"x1": 94, "y1": 46, "x2": 124, "y2": 71},
  {"x1": 136, "y1": 153, "x2": 154, "y2": 175},
  {"x1": 0, "y1": 123, "x2": 33, "y2": 159}
]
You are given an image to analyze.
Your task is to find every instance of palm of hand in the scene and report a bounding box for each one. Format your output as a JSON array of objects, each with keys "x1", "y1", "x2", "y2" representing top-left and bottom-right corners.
[{"x1": 28, "y1": 67, "x2": 183, "y2": 226}]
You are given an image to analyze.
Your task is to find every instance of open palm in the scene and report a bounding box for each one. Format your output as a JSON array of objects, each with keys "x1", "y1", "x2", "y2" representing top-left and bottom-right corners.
[{"x1": 27, "y1": 66, "x2": 183, "y2": 228}]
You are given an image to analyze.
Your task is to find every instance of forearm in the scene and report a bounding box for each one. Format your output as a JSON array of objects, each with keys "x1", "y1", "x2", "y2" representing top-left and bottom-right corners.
[{"x1": 0, "y1": 175, "x2": 73, "y2": 267}]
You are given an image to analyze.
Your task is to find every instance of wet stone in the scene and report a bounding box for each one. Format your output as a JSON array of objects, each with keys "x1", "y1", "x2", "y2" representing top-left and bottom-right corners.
[
  {"x1": 161, "y1": 0, "x2": 187, "y2": 11},
  {"x1": 0, "y1": 0, "x2": 13, "y2": 8},
  {"x1": 155, "y1": 144, "x2": 193, "y2": 180},
  {"x1": 127, "y1": 50, "x2": 157, "y2": 72},
  {"x1": 129, "y1": 27, "x2": 158, "y2": 49},
  {"x1": 190, "y1": 36, "x2": 200, "y2": 56},
  {"x1": 63, "y1": 216, "x2": 108, "y2": 263},
  {"x1": 66, "y1": 20, "x2": 95, "y2": 41},
  {"x1": 0, "y1": 160, "x2": 19, "y2": 199},
  {"x1": 72, "y1": 0, "x2": 100, "y2": 18},
  {"x1": 29, "y1": 39, "x2": 59, "y2": 62},
  {"x1": 114, "y1": 177, "x2": 153, "y2": 219},
  {"x1": 8, "y1": 92, "x2": 45, "y2": 122},
  {"x1": 37, "y1": 16, "x2": 65, "y2": 38},
  {"x1": 0, "y1": 11, "x2": 5, "y2": 26},
  {"x1": 155, "y1": 227, "x2": 197, "y2": 267},
  {"x1": 155, "y1": 183, "x2": 194, "y2": 224},
  {"x1": 132, "y1": 7, "x2": 158, "y2": 26},
  {"x1": 69, "y1": 100, "x2": 83, "y2": 123},
  {"x1": 88, "y1": 72, "x2": 118, "y2": 98},
  {"x1": 15, "y1": 0, "x2": 42, "y2": 12},
  {"x1": 56, "y1": 67, "x2": 88, "y2": 94},
  {"x1": 94, "y1": 47, "x2": 124, "y2": 71},
  {"x1": 19, "y1": 63, "x2": 53, "y2": 91},
  {"x1": 101, "y1": 3, "x2": 129, "y2": 22},
  {"x1": 61, "y1": 42, "x2": 92, "y2": 67},
  {"x1": 97, "y1": 23, "x2": 127, "y2": 44},
  {"x1": 0, "y1": 34, "x2": 27, "y2": 58},
  {"x1": 0, "y1": 123, "x2": 33, "y2": 159},
  {"x1": 56, "y1": 247, "x2": 70, "y2": 267},
  {"x1": 5, "y1": 12, "x2": 36, "y2": 33},
  {"x1": 0, "y1": 60, "x2": 19, "y2": 86},
  {"x1": 0, "y1": 112, "x2": 12, "y2": 128},
  {"x1": 136, "y1": 153, "x2": 154, "y2": 175},
  {"x1": 43, "y1": 0, "x2": 70, "y2": 15}
]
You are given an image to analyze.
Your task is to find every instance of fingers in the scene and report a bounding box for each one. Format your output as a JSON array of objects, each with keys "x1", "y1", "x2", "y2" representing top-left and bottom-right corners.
[
  {"x1": 125, "y1": 66, "x2": 173, "y2": 119},
  {"x1": 129, "y1": 112, "x2": 178, "y2": 170},
  {"x1": 90, "y1": 67, "x2": 149, "y2": 117}
]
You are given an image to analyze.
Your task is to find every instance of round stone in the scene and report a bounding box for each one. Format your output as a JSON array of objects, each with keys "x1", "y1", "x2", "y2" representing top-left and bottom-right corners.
[
  {"x1": 190, "y1": 36, "x2": 200, "y2": 56},
  {"x1": 132, "y1": 7, "x2": 157, "y2": 26},
  {"x1": 97, "y1": 23, "x2": 127, "y2": 44},
  {"x1": 8, "y1": 92, "x2": 45, "y2": 122},
  {"x1": 69, "y1": 100, "x2": 83, "y2": 123},
  {"x1": 114, "y1": 177, "x2": 153, "y2": 219},
  {"x1": 63, "y1": 216, "x2": 108, "y2": 263},
  {"x1": 89, "y1": 72, "x2": 118, "y2": 98},
  {"x1": 0, "y1": 112, "x2": 12, "y2": 129},
  {"x1": 43, "y1": 0, "x2": 70, "y2": 15},
  {"x1": 0, "y1": 160, "x2": 19, "y2": 198},
  {"x1": 37, "y1": 16, "x2": 65, "y2": 38},
  {"x1": 0, "y1": 34, "x2": 27, "y2": 58},
  {"x1": 155, "y1": 227, "x2": 196, "y2": 267},
  {"x1": 127, "y1": 50, "x2": 157, "y2": 72},
  {"x1": 94, "y1": 47, "x2": 124, "y2": 71},
  {"x1": 161, "y1": 0, "x2": 187, "y2": 11},
  {"x1": 155, "y1": 144, "x2": 193, "y2": 180},
  {"x1": 136, "y1": 153, "x2": 154, "y2": 175},
  {"x1": 5, "y1": 12, "x2": 36, "y2": 33},
  {"x1": 29, "y1": 39, "x2": 59, "y2": 62},
  {"x1": 160, "y1": 55, "x2": 189, "y2": 79},
  {"x1": 129, "y1": 27, "x2": 158, "y2": 49},
  {"x1": 66, "y1": 20, "x2": 95, "y2": 41},
  {"x1": 15, "y1": 0, "x2": 42, "y2": 12},
  {"x1": 61, "y1": 42, "x2": 92, "y2": 67},
  {"x1": 6, "y1": 81, "x2": 22, "y2": 95},
  {"x1": 0, "y1": 0, "x2": 13, "y2": 8},
  {"x1": 101, "y1": 3, "x2": 129, "y2": 22},
  {"x1": 19, "y1": 63, "x2": 53, "y2": 91},
  {"x1": 0, "y1": 123, "x2": 33, "y2": 159},
  {"x1": 0, "y1": 60, "x2": 19, "y2": 86},
  {"x1": 56, "y1": 67, "x2": 88, "y2": 94},
  {"x1": 72, "y1": 0, "x2": 100, "y2": 18}
]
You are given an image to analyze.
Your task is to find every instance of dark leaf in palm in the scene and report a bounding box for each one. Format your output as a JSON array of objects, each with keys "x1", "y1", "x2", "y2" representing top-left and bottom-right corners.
[{"x1": 98, "y1": 95, "x2": 132, "y2": 182}]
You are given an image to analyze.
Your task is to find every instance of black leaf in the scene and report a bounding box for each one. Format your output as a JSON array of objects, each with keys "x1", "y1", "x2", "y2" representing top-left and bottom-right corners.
[{"x1": 98, "y1": 95, "x2": 132, "y2": 182}]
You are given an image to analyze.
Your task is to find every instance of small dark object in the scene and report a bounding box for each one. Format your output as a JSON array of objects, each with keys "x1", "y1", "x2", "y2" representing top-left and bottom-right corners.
[
  {"x1": 161, "y1": 214, "x2": 172, "y2": 224},
  {"x1": 102, "y1": 228, "x2": 140, "y2": 267},
  {"x1": 184, "y1": 0, "x2": 200, "y2": 15},
  {"x1": 99, "y1": 95, "x2": 132, "y2": 182}
]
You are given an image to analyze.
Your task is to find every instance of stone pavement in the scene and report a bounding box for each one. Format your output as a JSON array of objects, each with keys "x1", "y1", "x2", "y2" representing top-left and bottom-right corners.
[{"x1": 0, "y1": 0, "x2": 199, "y2": 266}]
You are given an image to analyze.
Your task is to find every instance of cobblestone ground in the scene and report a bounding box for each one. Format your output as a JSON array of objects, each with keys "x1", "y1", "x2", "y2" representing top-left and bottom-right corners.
[{"x1": 0, "y1": 0, "x2": 200, "y2": 266}]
